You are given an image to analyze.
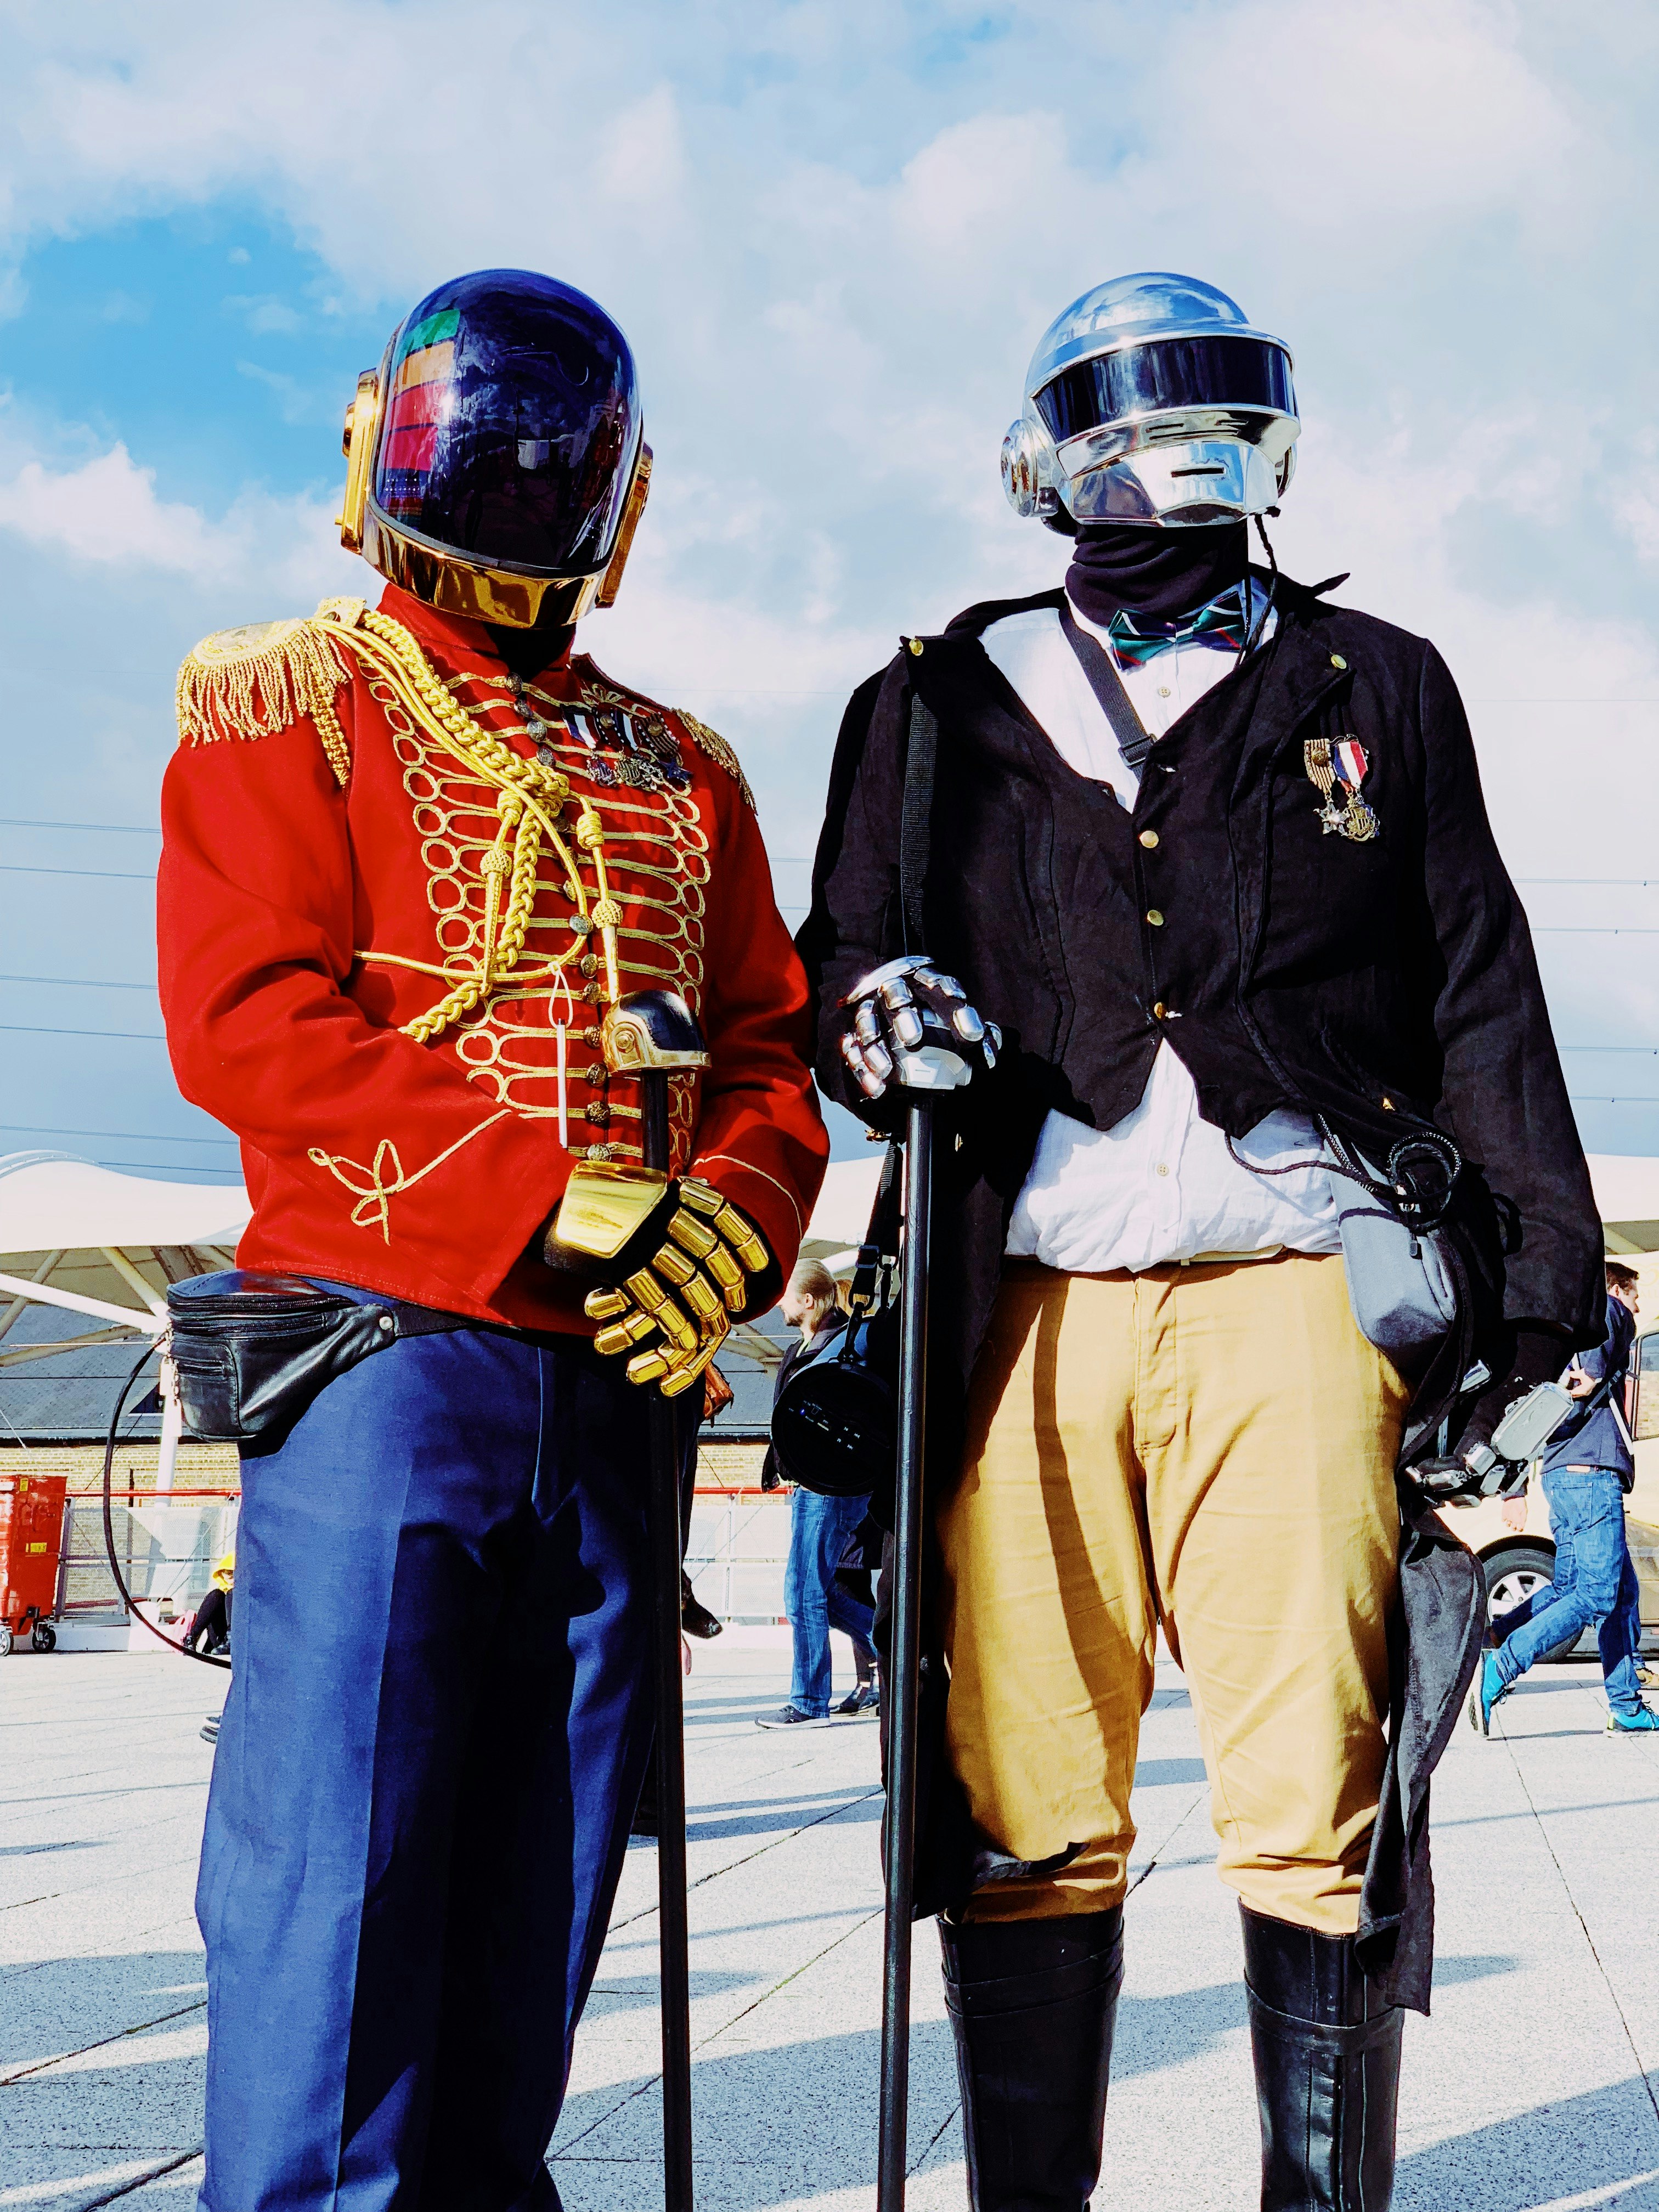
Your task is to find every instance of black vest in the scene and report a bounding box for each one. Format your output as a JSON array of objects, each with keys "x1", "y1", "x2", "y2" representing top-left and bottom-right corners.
[{"x1": 912, "y1": 585, "x2": 1372, "y2": 1147}]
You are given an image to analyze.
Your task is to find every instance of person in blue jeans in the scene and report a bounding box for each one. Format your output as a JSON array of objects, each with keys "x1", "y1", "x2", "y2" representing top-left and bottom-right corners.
[
  {"x1": 1473, "y1": 1262, "x2": 1656, "y2": 1735},
  {"x1": 758, "y1": 1261, "x2": 878, "y2": 1726}
]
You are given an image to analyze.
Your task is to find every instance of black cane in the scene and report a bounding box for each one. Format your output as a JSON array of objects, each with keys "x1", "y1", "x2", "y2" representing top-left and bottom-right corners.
[
  {"x1": 603, "y1": 990, "x2": 708, "y2": 2212},
  {"x1": 877, "y1": 1096, "x2": 934, "y2": 2212},
  {"x1": 641, "y1": 1070, "x2": 695, "y2": 2212}
]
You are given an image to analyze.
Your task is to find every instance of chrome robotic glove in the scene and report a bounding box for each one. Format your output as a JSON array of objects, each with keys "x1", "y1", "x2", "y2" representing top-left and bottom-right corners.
[
  {"x1": 547, "y1": 1162, "x2": 770, "y2": 1397},
  {"x1": 839, "y1": 954, "x2": 1002, "y2": 1099}
]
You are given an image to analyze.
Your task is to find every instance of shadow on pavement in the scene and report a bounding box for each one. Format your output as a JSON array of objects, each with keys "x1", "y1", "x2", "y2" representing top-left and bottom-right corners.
[
  {"x1": 0, "y1": 1948, "x2": 207, "y2": 2081},
  {"x1": 1429, "y1": 1953, "x2": 1519, "y2": 1988},
  {"x1": 1395, "y1": 2079, "x2": 1659, "y2": 2210},
  {"x1": 629, "y1": 1794, "x2": 882, "y2": 1847}
]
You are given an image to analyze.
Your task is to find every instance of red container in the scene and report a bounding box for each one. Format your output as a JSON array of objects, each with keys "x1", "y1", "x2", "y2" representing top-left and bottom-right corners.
[{"x1": 0, "y1": 1472, "x2": 67, "y2": 1653}]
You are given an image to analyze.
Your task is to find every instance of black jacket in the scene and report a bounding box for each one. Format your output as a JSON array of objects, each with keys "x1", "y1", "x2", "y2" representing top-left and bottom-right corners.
[
  {"x1": 761, "y1": 1323, "x2": 840, "y2": 1488},
  {"x1": 798, "y1": 577, "x2": 1603, "y2": 2007}
]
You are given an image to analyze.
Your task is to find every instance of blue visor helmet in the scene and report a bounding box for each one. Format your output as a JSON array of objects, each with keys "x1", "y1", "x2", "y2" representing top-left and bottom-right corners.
[{"x1": 340, "y1": 269, "x2": 650, "y2": 625}]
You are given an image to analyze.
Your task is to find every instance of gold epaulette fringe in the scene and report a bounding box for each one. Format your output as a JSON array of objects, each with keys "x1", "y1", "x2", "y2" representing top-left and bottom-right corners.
[
  {"x1": 174, "y1": 603, "x2": 364, "y2": 787},
  {"x1": 675, "y1": 710, "x2": 756, "y2": 814}
]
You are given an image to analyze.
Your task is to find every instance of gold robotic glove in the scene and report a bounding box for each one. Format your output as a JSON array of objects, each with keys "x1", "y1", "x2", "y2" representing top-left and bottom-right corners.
[{"x1": 584, "y1": 1177, "x2": 771, "y2": 1396}]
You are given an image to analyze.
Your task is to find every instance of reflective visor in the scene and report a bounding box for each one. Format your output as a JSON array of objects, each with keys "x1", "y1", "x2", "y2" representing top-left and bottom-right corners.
[
  {"x1": 1034, "y1": 335, "x2": 1295, "y2": 443},
  {"x1": 370, "y1": 272, "x2": 641, "y2": 578}
]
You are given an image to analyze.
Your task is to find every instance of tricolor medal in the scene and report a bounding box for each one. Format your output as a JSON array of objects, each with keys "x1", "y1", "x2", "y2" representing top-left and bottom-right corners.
[{"x1": 1304, "y1": 736, "x2": 1380, "y2": 842}]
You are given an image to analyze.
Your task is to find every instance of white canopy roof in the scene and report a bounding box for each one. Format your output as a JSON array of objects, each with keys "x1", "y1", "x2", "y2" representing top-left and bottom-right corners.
[
  {"x1": 804, "y1": 1149, "x2": 1659, "y2": 1262},
  {"x1": 801, "y1": 1154, "x2": 885, "y2": 1259},
  {"x1": 1585, "y1": 1154, "x2": 1659, "y2": 1252},
  {"x1": 2, "y1": 1143, "x2": 1657, "y2": 1297},
  {"x1": 0, "y1": 1152, "x2": 250, "y2": 1257}
]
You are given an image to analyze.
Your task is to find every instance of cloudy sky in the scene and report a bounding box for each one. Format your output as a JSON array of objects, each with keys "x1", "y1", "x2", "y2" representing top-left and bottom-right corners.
[{"x1": 2, "y1": 0, "x2": 1657, "y2": 1180}]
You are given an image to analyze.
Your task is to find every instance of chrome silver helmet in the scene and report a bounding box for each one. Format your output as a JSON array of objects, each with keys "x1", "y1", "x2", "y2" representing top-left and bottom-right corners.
[{"x1": 1002, "y1": 272, "x2": 1299, "y2": 529}]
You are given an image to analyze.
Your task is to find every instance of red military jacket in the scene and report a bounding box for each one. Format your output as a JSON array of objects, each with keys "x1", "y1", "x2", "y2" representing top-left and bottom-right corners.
[{"x1": 158, "y1": 582, "x2": 827, "y2": 1332}]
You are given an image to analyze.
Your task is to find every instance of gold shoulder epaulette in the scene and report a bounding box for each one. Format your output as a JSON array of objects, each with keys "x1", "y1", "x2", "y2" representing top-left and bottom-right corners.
[
  {"x1": 174, "y1": 599, "x2": 368, "y2": 788},
  {"x1": 674, "y1": 709, "x2": 755, "y2": 814}
]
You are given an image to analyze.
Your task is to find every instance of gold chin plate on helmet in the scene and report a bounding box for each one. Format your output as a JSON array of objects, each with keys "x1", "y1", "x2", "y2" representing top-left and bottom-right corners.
[
  {"x1": 550, "y1": 1161, "x2": 668, "y2": 1262},
  {"x1": 360, "y1": 511, "x2": 608, "y2": 628}
]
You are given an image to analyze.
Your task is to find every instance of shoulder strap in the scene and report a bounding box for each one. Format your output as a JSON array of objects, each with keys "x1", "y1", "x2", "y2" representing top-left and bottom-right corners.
[
  {"x1": 900, "y1": 687, "x2": 938, "y2": 953},
  {"x1": 844, "y1": 1142, "x2": 904, "y2": 1322},
  {"x1": 1056, "y1": 600, "x2": 1154, "y2": 775}
]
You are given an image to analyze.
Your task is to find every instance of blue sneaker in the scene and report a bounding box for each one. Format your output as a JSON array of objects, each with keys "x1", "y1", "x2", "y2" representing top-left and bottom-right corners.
[
  {"x1": 1606, "y1": 1703, "x2": 1659, "y2": 1736},
  {"x1": 1469, "y1": 1649, "x2": 1508, "y2": 1736}
]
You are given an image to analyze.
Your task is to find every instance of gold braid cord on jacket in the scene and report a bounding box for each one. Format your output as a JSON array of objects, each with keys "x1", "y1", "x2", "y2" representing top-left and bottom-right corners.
[{"x1": 173, "y1": 596, "x2": 751, "y2": 1172}]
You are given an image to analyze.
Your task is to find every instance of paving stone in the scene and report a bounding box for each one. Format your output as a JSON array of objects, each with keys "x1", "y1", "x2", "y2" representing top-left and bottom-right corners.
[{"x1": 5, "y1": 1646, "x2": 1659, "y2": 2211}]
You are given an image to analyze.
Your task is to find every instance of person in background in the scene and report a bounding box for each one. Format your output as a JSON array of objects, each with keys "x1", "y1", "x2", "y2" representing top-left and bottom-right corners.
[
  {"x1": 758, "y1": 1259, "x2": 840, "y2": 1491},
  {"x1": 185, "y1": 1549, "x2": 235, "y2": 1658},
  {"x1": 189, "y1": 1550, "x2": 236, "y2": 1746},
  {"x1": 1474, "y1": 1261, "x2": 1656, "y2": 1735},
  {"x1": 834, "y1": 1511, "x2": 883, "y2": 1716},
  {"x1": 757, "y1": 1260, "x2": 879, "y2": 1725}
]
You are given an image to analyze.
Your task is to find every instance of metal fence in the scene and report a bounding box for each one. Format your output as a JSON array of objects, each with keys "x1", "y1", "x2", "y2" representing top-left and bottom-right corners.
[
  {"x1": 685, "y1": 1489, "x2": 789, "y2": 1624},
  {"x1": 56, "y1": 1492, "x2": 239, "y2": 1624},
  {"x1": 52, "y1": 1487, "x2": 787, "y2": 1626}
]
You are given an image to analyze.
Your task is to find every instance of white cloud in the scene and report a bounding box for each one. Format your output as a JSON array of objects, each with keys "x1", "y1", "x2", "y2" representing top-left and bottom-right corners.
[
  {"x1": 0, "y1": 442, "x2": 225, "y2": 576},
  {"x1": 0, "y1": 432, "x2": 356, "y2": 599},
  {"x1": 2, "y1": 0, "x2": 1658, "y2": 1152}
]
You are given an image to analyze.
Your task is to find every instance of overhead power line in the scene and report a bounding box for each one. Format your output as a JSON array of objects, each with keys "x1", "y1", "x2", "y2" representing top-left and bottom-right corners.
[
  {"x1": 0, "y1": 1024, "x2": 164, "y2": 1041},
  {"x1": 0, "y1": 1122, "x2": 238, "y2": 1146},
  {"x1": 0, "y1": 974, "x2": 155, "y2": 991},
  {"x1": 0, "y1": 864, "x2": 155, "y2": 883},
  {"x1": 77, "y1": 1167, "x2": 240, "y2": 1186},
  {"x1": 0, "y1": 817, "x2": 161, "y2": 834}
]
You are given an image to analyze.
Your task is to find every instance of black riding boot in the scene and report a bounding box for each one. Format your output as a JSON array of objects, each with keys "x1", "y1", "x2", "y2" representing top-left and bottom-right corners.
[
  {"x1": 940, "y1": 1908, "x2": 1124, "y2": 2212},
  {"x1": 1241, "y1": 1905, "x2": 1403, "y2": 2211}
]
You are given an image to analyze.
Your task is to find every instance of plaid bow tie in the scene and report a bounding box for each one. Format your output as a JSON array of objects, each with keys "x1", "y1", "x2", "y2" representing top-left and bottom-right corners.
[{"x1": 1107, "y1": 589, "x2": 1250, "y2": 668}]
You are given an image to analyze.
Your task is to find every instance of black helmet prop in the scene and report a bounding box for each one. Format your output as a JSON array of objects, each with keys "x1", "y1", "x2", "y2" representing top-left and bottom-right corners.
[{"x1": 338, "y1": 269, "x2": 650, "y2": 628}]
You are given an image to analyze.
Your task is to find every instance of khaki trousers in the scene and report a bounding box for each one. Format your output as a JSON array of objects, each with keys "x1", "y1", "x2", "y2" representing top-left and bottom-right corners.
[{"x1": 938, "y1": 1254, "x2": 1406, "y2": 1935}]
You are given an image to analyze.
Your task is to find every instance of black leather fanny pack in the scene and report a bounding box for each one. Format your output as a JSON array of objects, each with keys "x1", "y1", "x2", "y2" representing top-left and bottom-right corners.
[{"x1": 166, "y1": 1271, "x2": 472, "y2": 1443}]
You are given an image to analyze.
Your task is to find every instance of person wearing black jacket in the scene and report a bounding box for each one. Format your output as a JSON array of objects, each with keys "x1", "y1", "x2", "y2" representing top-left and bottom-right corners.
[
  {"x1": 798, "y1": 273, "x2": 1602, "y2": 2211},
  {"x1": 758, "y1": 1260, "x2": 880, "y2": 1725}
]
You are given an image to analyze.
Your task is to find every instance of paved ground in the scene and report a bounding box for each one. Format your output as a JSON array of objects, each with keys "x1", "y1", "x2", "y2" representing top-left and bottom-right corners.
[{"x1": 3, "y1": 1641, "x2": 1658, "y2": 2212}]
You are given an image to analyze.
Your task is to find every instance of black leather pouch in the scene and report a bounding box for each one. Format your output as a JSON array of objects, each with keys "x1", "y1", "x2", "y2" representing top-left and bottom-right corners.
[
  {"x1": 166, "y1": 1271, "x2": 469, "y2": 1443},
  {"x1": 771, "y1": 1148, "x2": 901, "y2": 1504}
]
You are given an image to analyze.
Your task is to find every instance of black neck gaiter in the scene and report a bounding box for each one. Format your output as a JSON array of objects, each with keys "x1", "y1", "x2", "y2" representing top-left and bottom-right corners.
[
  {"x1": 1065, "y1": 522, "x2": 1249, "y2": 625},
  {"x1": 487, "y1": 622, "x2": 577, "y2": 682}
]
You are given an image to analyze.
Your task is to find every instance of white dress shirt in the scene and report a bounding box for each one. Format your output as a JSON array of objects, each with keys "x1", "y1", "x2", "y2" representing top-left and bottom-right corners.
[{"x1": 983, "y1": 593, "x2": 1342, "y2": 1273}]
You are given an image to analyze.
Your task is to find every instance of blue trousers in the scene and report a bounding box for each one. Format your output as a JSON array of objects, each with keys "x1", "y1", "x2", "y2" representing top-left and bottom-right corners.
[
  {"x1": 1495, "y1": 1465, "x2": 1644, "y2": 1717},
  {"x1": 785, "y1": 1488, "x2": 876, "y2": 1716},
  {"x1": 198, "y1": 1319, "x2": 681, "y2": 2212}
]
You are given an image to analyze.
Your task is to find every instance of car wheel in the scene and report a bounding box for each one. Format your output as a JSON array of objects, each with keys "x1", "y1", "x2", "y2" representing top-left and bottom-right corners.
[
  {"x1": 0, "y1": 1625, "x2": 12, "y2": 1657},
  {"x1": 1482, "y1": 1543, "x2": 1593, "y2": 1660}
]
